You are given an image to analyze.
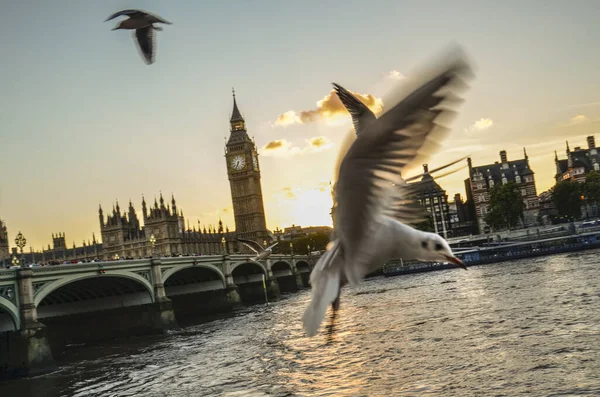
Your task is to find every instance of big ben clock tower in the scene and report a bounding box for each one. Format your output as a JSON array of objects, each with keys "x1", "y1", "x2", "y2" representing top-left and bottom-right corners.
[{"x1": 225, "y1": 89, "x2": 269, "y2": 249}]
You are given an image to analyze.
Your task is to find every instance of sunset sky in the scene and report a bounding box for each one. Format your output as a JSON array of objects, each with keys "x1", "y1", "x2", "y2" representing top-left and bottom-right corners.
[{"x1": 1, "y1": 0, "x2": 600, "y2": 250}]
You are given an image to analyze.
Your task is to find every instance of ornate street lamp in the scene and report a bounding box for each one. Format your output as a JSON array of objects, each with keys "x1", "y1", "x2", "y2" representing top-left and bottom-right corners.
[
  {"x1": 149, "y1": 234, "x2": 156, "y2": 257},
  {"x1": 113, "y1": 253, "x2": 119, "y2": 260},
  {"x1": 11, "y1": 256, "x2": 19, "y2": 268},
  {"x1": 15, "y1": 231, "x2": 26, "y2": 266},
  {"x1": 221, "y1": 237, "x2": 226, "y2": 254}
]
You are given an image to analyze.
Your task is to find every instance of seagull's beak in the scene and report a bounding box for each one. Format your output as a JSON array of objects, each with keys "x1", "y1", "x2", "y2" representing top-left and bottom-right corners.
[{"x1": 444, "y1": 255, "x2": 467, "y2": 270}]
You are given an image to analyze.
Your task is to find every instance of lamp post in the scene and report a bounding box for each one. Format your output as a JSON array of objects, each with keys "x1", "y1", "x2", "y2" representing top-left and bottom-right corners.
[
  {"x1": 15, "y1": 231, "x2": 26, "y2": 266},
  {"x1": 221, "y1": 237, "x2": 227, "y2": 255},
  {"x1": 307, "y1": 244, "x2": 310, "y2": 255},
  {"x1": 11, "y1": 256, "x2": 19, "y2": 268},
  {"x1": 149, "y1": 234, "x2": 156, "y2": 257},
  {"x1": 113, "y1": 253, "x2": 119, "y2": 261},
  {"x1": 290, "y1": 241, "x2": 294, "y2": 256}
]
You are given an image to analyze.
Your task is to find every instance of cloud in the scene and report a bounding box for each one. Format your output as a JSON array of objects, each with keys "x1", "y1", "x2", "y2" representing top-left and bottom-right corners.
[
  {"x1": 274, "y1": 111, "x2": 301, "y2": 127},
  {"x1": 273, "y1": 89, "x2": 383, "y2": 127},
  {"x1": 566, "y1": 114, "x2": 588, "y2": 125},
  {"x1": 307, "y1": 136, "x2": 333, "y2": 151},
  {"x1": 264, "y1": 140, "x2": 286, "y2": 150},
  {"x1": 261, "y1": 136, "x2": 333, "y2": 157},
  {"x1": 387, "y1": 70, "x2": 405, "y2": 80},
  {"x1": 464, "y1": 118, "x2": 494, "y2": 135}
]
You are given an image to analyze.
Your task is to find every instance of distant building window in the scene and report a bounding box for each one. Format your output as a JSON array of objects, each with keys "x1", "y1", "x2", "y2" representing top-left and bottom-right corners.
[
  {"x1": 524, "y1": 176, "x2": 533, "y2": 183},
  {"x1": 595, "y1": 163, "x2": 600, "y2": 171},
  {"x1": 515, "y1": 175, "x2": 521, "y2": 183},
  {"x1": 502, "y1": 177, "x2": 508, "y2": 185},
  {"x1": 489, "y1": 180, "x2": 494, "y2": 188},
  {"x1": 521, "y1": 188, "x2": 527, "y2": 196}
]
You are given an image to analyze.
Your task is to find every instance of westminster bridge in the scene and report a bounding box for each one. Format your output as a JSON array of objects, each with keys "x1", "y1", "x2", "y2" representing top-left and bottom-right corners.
[{"x1": 0, "y1": 254, "x2": 316, "y2": 380}]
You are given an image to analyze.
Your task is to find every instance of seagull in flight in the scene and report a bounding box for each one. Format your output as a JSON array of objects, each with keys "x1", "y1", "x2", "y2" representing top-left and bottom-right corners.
[
  {"x1": 303, "y1": 49, "x2": 473, "y2": 337},
  {"x1": 105, "y1": 9, "x2": 172, "y2": 65},
  {"x1": 237, "y1": 238, "x2": 279, "y2": 261}
]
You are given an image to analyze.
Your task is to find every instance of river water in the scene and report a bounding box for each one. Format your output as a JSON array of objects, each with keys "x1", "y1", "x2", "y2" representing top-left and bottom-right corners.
[{"x1": 1, "y1": 250, "x2": 599, "y2": 396}]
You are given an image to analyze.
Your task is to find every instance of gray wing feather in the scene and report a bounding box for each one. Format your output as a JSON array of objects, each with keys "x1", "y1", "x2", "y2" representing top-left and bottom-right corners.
[
  {"x1": 335, "y1": 56, "x2": 472, "y2": 283},
  {"x1": 332, "y1": 83, "x2": 377, "y2": 135},
  {"x1": 237, "y1": 238, "x2": 263, "y2": 254},
  {"x1": 135, "y1": 26, "x2": 155, "y2": 65},
  {"x1": 105, "y1": 9, "x2": 145, "y2": 22},
  {"x1": 106, "y1": 9, "x2": 172, "y2": 24}
]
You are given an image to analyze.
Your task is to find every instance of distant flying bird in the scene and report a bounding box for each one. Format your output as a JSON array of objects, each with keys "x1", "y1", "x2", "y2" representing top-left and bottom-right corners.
[
  {"x1": 105, "y1": 9, "x2": 172, "y2": 65},
  {"x1": 237, "y1": 238, "x2": 279, "y2": 261},
  {"x1": 302, "y1": 48, "x2": 472, "y2": 337}
]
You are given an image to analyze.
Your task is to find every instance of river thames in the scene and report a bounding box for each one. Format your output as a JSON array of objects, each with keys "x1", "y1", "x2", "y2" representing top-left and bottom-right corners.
[{"x1": 1, "y1": 249, "x2": 599, "y2": 396}]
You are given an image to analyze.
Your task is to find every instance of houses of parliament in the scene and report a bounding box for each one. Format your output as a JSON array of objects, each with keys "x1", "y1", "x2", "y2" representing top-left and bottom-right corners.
[{"x1": 0, "y1": 92, "x2": 271, "y2": 264}]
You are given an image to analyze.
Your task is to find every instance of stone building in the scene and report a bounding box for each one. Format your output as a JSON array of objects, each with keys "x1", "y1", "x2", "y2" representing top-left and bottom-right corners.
[
  {"x1": 555, "y1": 135, "x2": 599, "y2": 183},
  {"x1": 224, "y1": 89, "x2": 270, "y2": 252},
  {"x1": 448, "y1": 193, "x2": 477, "y2": 237},
  {"x1": 408, "y1": 164, "x2": 451, "y2": 238},
  {"x1": 99, "y1": 193, "x2": 235, "y2": 260},
  {"x1": 467, "y1": 149, "x2": 539, "y2": 232}
]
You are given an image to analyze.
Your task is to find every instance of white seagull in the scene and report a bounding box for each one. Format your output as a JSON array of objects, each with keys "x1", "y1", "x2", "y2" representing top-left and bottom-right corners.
[
  {"x1": 237, "y1": 238, "x2": 279, "y2": 261},
  {"x1": 303, "y1": 49, "x2": 473, "y2": 337},
  {"x1": 105, "y1": 9, "x2": 172, "y2": 65}
]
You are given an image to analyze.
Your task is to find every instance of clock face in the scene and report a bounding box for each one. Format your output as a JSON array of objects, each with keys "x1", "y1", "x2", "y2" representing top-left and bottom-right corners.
[
  {"x1": 252, "y1": 154, "x2": 258, "y2": 170},
  {"x1": 230, "y1": 155, "x2": 246, "y2": 171}
]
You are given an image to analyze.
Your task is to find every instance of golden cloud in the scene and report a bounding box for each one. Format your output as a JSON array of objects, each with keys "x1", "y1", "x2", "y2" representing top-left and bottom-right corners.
[
  {"x1": 261, "y1": 136, "x2": 333, "y2": 157},
  {"x1": 264, "y1": 140, "x2": 285, "y2": 150},
  {"x1": 273, "y1": 89, "x2": 383, "y2": 127},
  {"x1": 464, "y1": 117, "x2": 494, "y2": 135}
]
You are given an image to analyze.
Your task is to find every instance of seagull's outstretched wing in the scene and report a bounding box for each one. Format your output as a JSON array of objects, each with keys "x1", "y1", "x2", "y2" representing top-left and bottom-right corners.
[
  {"x1": 335, "y1": 51, "x2": 472, "y2": 285},
  {"x1": 105, "y1": 9, "x2": 146, "y2": 22},
  {"x1": 237, "y1": 238, "x2": 263, "y2": 254},
  {"x1": 332, "y1": 83, "x2": 377, "y2": 135},
  {"x1": 105, "y1": 9, "x2": 172, "y2": 24},
  {"x1": 266, "y1": 241, "x2": 279, "y2": 251},
  {"x1": 135, "y1": 26, "x2": 155, "y2": 64}
]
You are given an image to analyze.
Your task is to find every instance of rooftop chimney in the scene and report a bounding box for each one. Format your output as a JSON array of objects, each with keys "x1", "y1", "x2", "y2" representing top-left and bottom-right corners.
[
  {"x1": 587, "y1": 136, "x2": 595, "y2": 149},
  {"x1": 500, "y1": 150, "x2": 508, "y2": 164}
]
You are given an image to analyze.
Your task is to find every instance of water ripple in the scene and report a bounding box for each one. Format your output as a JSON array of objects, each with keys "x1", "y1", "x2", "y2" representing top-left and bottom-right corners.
[{"x1": 1, "y1": 251, "x2": 600, "y2": 396}]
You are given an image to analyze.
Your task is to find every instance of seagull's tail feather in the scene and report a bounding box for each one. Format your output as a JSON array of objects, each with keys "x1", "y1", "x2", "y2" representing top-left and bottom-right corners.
[{"x1": 302, "y1": 240, "x2": 342, "y2": 337}]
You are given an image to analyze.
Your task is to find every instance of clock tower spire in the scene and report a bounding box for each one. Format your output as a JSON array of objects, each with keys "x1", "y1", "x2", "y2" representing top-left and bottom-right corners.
[{"x1": 225, "y1": 89, "x2": 269, "y2": 250}]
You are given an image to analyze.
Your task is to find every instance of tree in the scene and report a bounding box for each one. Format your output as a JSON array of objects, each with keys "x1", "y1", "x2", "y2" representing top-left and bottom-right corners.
[
  {"x1": 274, "y1": 231, "x2": 331, "y2": 254},
  {"x1": 584, "y1": 171, "x2": 600, "y2": 206},
  {"x1": 551, "y1": 180, "x2": 582, "y2": 220},
  {"x1": 484, "y1": 182, "x2": 525, "y2": 230}
]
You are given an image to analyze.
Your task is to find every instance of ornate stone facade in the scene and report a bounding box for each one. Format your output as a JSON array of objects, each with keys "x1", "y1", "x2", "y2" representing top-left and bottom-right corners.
[
  {"x1": 467, "y1": 149, "x2": 539, "y2": 232},
  {"x1": 224, "y1": 90, "x2": 270, "y2": 251}
]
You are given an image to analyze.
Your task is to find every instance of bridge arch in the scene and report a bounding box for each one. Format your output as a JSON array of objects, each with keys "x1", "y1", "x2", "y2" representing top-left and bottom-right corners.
[
  {"x1": 230, "y1": 260, "x2": 268, "y2": 276},
  {"x1": 34, "y1": 271, "x2": 155, "y2": 307},
  {"x1": 296, "y1": 260, "x2": 310, "y2": 271},
  {"x1": 0, "y1": 296, "x2": 19, "y2": 331},
  {"x1": 271, "y1": 260, "x2": 293, "y2": 272},
  {"x1": 162, "y1": 263, "x2": 226, "y2": 286}
]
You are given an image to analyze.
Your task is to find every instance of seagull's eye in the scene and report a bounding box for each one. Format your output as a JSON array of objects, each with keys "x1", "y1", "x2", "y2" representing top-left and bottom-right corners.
[
  {"x1": 421, "y1": 241, "x2": 428, "y2": 249},
  {"x1": 434, "y1": 243, "x2": 443, "y2": 251}
]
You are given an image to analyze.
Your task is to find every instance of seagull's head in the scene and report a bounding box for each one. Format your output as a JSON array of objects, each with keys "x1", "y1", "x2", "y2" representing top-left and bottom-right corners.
[{"x1": 417, "y1": 233, "x2": 466, "y2": 270}]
